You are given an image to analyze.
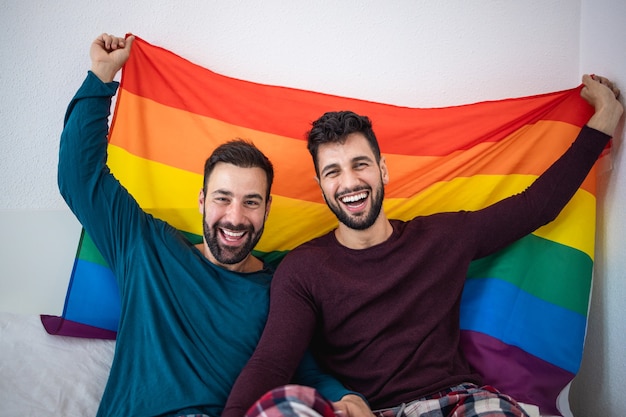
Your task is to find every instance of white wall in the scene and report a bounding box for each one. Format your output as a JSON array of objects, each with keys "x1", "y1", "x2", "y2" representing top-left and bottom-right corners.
[
  {"x1": 571, "y1": 0, "x2": 626, "y2": 415},
  {"x1": 0, "y1": 1, "x2": 623, "y2": 415}
]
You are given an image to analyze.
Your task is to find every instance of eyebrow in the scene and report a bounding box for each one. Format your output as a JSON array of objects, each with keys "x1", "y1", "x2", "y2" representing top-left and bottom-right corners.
[
  {"x1": 320, "y1": 163, "x2": 340, "y2": 176},
  {"x1": 211, "y1": 189, "x2": 264, "y2": 201}
]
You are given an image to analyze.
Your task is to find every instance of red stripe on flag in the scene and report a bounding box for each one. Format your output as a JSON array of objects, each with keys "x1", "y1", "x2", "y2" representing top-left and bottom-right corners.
[{"x1": 119, "y1": 37, "x2": 595, "y2": 157}]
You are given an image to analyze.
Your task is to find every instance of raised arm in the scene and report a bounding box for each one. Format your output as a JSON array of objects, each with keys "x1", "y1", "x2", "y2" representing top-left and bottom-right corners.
[
  {"x1": 468, "y1": 74, "x2": 623, "y2": 258},
  {"x1": 58, "y1": 33, "x2": 143, "y2": 276}
]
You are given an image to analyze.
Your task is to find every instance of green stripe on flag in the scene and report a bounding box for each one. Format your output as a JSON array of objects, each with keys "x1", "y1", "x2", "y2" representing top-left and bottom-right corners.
[
  {"x1": 77, "y1": 231, "x2": 108, "y2": 267},
  {"x1": 467, "y1": 233, "x2": 592, "y2": 316}
]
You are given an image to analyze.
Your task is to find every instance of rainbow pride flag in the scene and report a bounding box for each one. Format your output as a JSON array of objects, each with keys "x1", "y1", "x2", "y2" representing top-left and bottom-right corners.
[{"x1": 42, "y1": 36, "x2": 601, "y2": 416}]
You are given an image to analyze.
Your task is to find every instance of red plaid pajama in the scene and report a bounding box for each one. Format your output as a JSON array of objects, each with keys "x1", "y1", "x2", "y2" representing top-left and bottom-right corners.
[
  {"x1": 246, "y1": 385, "x2": 336, "y2": 417},
  {"x1": 244, "y1": 384, "x2": 530, "y2": 417}
]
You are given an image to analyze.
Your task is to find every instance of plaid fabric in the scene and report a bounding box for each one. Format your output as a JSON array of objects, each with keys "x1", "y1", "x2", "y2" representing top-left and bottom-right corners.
[
  {"x1": 373, "y1": 384, "x2": 530, "y2": 417},
  {"x1": 245, "y1": 385, "x2": 337, "y2": 417},
  {"x1": 244, "y1": 383, "x2": 529, "y2": 417}
]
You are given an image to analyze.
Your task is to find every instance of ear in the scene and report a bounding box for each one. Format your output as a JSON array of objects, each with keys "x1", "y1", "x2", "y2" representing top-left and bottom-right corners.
[
  {"x1": 314, "y1": 175, "x2": 326, "y2": 201},
  {"x1": 265, "y1": 195, "x2": 272, "y2": 220},
  {"x1": 198, "y1": 189, "x2": 205, "y2": 214},
  {"x1": 379, "y1": 156, "x2": 390, "y2": 185}
]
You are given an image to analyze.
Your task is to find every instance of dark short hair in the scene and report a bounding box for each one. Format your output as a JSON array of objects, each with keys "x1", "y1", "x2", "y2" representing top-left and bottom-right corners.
[
  {"x1": 306, "y1": 111, "x2": 381, "y2": 176},
  {"x1": 203, "y1": 139, "x2": 274, "y2": 200}
]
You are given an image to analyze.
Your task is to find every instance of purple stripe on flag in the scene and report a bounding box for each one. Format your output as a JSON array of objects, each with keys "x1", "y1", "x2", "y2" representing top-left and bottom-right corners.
[
  {"x1": 461, "y1": 330, "x2": 574, "y2": 416},
  {"x1": 40, "y1": 315, "x2": 117, "y2": 340}
]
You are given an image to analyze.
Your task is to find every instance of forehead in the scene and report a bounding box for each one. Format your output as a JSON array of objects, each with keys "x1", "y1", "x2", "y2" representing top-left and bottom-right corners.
[
  {"x1": 206, "y1": 162, "x2": 268, "y2": 198},
  {"x1": 317, "y1": 133, "x2": 375, "y2": 165}
]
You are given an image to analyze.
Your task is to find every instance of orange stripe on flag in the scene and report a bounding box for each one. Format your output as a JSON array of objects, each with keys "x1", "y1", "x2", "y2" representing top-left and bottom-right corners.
[{"x1": 111, "y1": 94, "x2": 598, "y2": 202}]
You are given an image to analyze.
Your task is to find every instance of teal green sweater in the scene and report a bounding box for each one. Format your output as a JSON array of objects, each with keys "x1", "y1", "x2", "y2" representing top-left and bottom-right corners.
[{"x1": 59, "y1": 72, "x2": 350, "y2": 417}]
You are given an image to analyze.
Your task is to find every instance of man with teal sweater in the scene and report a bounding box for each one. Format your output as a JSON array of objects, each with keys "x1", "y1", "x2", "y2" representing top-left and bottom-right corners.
[{"x1": 59, "y1": 33, "x2": 371, "y2": 417}]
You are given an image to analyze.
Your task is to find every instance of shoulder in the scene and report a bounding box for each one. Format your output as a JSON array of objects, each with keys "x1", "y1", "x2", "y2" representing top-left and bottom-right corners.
[{"x1": 275, "y1": 233, "x2": 335, "y2": 272}]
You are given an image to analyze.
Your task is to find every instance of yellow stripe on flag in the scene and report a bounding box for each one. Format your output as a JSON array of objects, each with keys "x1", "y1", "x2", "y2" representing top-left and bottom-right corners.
[
  {"x1": 384, "y1": 175, "x2": 596, "y2": 257},
  {"x1": 108, "y1": 145, "x2": 595, "y2": 256}
]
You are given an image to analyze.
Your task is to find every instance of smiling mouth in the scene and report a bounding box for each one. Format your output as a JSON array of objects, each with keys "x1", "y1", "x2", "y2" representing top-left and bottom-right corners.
[
  {"x1": 220, "y1": 228, "x2": 247, "y2": 243},
  {"x1": 339, "y1": 191, "x2": 369, "y2": 210}
]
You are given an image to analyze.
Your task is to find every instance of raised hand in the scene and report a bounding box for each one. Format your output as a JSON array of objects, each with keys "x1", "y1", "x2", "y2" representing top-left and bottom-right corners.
[
  {"x1": 581, "y1": 74, "x2": 624, "y2": 137},
  {"x1": 90, "y1": 33, "x2": 135, "y2": 83}
]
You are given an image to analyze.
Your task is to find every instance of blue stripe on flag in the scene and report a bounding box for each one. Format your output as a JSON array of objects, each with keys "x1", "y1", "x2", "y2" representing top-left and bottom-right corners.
[
  {"x1": 63, "y1": 259, "x2": 121, "y2": 331},
  {"x1": 460, "y1": 277, "x2": 585, "y2": 373}
]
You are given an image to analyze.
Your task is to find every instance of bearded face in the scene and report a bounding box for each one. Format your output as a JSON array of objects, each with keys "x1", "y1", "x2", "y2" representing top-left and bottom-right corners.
[
  {"x1": 203, "y1": 215, "x2": 265, "y2": 265},
  {"x1": 316, "y1": 133, "x2": 389, "y2": 232},
  {"x1": 199, "y1": 163, "x2": 270, "y2": 269},
  {"x1": 322, "y1": 181, "x2": 385, "y2": 230}
]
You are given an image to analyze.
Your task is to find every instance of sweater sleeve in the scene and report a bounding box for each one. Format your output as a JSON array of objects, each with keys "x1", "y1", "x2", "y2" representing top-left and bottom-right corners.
[
  {"x1": 468, "y1": 125, "x2": 611, "y2": 259},
  {"x1": 294, "y1": 349, "x2": 360, "y2": 402},
  {"x1": 58, "y1": 71, "x2": 149, "y2": 284}
]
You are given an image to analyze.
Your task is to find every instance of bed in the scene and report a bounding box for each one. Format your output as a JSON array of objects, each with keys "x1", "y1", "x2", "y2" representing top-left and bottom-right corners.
[
  {"x1": 1, "y1": 36, "x2": 600, "y2": 417},
  {"x1": 0, "y1": 312, "x2": 114, "y2": 416},
  {"x1": 0, "y1": 312, "x2": 547, "y2": 417}
]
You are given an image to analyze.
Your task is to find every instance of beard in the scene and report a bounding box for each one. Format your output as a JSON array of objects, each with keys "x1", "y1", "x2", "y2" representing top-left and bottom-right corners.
[
  {"x1": 203, "y1": 215, "x2": 264, "y2": 265},
  {"x1": 324, "y1": 182, "x2": 385, "y2": 231}
]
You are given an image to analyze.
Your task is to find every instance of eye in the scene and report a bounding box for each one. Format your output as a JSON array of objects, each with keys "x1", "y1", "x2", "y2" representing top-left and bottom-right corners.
[
  {"x1": 323, "y1": 169, "x2": 339, "y2": 178},
  {"x1": 213, "y1": 197, "x2": 230, "y2": 204},
  {"x1": 354, "y1": 162, "x2": 369, "y2": 170},
  {"x1": 244, "y1": 200, "x2": 261, "y2": 208}
]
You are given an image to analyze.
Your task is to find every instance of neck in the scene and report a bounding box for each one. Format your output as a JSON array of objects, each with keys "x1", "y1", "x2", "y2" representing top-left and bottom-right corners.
[
  {"x1": 194, "y1": 243, "x2": 264, "y2": 273},
  {"x1": 334, "y1": 212, "x2": 393, "y2": 250}
]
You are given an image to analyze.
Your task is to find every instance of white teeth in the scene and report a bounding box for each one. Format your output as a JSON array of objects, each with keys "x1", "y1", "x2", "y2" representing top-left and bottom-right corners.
[
  {"x1": 341, "y1": 192, "x2": 367, "y2": 203},
  {"x1": 222, "y1": 229, "x2": 245, "y2": 237}
]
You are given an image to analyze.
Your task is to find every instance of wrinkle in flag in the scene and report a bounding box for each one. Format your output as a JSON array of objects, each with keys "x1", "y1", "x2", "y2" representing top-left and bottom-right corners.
[{"x1": 42, "y1": 37, "x2": 600, "y2": 416}]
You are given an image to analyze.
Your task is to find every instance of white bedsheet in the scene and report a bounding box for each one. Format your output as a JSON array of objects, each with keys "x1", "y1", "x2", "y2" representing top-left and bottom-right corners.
[
  {"x1": 0, "y1": 312, "x2": 549, "y2": 417},
  {"x1": 0, "y1": 311, "x2": 114, "y2": 416}
]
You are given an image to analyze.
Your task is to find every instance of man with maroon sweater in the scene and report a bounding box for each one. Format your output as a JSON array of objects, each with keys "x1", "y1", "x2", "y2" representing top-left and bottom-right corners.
[{"x1": 223, "y1": 75, "x2": 623, "y2": 417}]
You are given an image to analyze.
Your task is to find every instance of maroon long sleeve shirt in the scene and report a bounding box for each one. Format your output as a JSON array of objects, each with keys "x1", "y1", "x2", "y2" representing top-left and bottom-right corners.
[{"x1": 223, "y1": 126, "x2": 610, "y2": 416}]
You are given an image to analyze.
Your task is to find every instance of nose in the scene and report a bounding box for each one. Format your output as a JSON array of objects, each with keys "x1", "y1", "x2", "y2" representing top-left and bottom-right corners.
[
  {"x1": 341, "y1": 168, "x2": 362, "y2": 190},
  {"x1": 223, "y1": 202, "x2": 245, "y2": 225}
]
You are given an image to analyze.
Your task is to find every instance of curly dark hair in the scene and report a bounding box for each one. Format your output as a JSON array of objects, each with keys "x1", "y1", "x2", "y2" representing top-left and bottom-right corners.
[{"x1": 306, "y1": 111, "x2": 381, "y2": 176}]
